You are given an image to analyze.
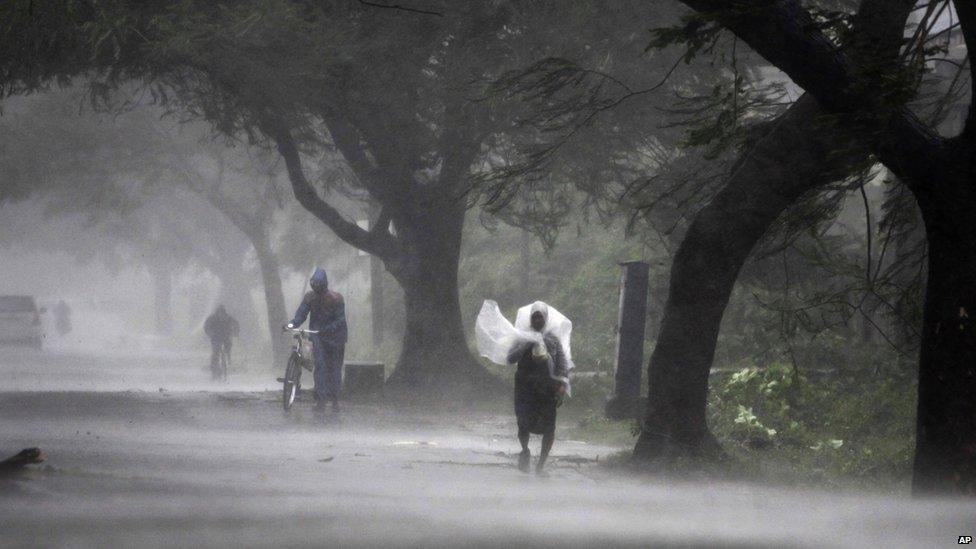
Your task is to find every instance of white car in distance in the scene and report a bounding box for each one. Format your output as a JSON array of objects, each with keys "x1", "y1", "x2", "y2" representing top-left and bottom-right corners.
[{"x1": 0, "y1": 295, "x2": 45, "y2": 349}]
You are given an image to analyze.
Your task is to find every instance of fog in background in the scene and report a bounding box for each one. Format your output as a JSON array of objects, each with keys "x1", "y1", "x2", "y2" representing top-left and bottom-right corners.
[
  {"x1": 2, "y1": 2, "x2": 976, "y2": 546},
  {"x1": 0, "y1": 89, "x2": 382, "y2": 390}
]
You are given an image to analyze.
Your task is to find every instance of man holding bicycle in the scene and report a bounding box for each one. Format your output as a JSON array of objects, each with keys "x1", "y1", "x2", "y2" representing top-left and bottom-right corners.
[
  {"x1": 286, "y1": 267, "x2": 347, "y2": 413},
  {"x1": 204, "y1": 305, "x2": 239, "y2": 379}
]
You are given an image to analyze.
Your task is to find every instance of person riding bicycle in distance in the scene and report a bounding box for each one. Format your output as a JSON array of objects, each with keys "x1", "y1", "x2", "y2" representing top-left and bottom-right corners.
[
  {"x1": 204, "y1": 305, "x2": 239, "y2": 378},
  {"x1": 286, "y1": 267, "x2": 347, "y2": 413}
]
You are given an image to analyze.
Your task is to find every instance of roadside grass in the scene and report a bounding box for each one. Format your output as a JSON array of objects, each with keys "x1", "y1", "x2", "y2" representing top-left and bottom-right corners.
[{"x1": 555, "y1": 362, "x2": 916, "y2": 494}]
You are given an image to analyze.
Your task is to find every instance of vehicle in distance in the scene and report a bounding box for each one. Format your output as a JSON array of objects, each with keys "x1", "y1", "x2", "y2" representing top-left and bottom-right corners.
[{"x1": 0, "y1": 295, "x2": 45, "y2": 349}]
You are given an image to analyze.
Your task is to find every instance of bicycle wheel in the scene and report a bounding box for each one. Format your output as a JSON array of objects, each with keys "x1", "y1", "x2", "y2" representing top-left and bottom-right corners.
[
  {"x1": 216, "y1": 349, "x2": 225, "y2": 382},
  {"x1": 282, "y1": 353, "x2": 301, "y2": 411},
  {"x1": 220, "y1": 347, "x2": 229, "y2": 382}
]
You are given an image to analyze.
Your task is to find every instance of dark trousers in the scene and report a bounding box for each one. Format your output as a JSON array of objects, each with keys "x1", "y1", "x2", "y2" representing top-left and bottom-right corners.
[{"x1": 312, "y1": 336, "x2": 344, "y2": 402}]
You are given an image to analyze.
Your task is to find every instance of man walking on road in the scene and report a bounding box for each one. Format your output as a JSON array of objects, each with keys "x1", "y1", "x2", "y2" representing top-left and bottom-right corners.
[
  {"x1": 204, "y1": 305, "x2": 239, "y2": 378},
  {"x1": 286, "y1": 267, "x2": 347, "y2": 414}
]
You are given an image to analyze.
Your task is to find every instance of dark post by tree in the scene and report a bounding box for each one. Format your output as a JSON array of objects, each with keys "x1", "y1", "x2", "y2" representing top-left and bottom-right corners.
[{"x1": 368, "y1": 205, "x2": 386, "y2": 349}]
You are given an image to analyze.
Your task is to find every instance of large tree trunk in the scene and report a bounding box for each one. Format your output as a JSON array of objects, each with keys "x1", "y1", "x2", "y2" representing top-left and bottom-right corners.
[
  {"x1": 271, "y1": 122, "x2": 499, "y2": 396},
  {"x1": 384, "y1": 200, "x2": 499, "y2": 393},
  {"x1": 634, "y1": 96, "x2": 866, "y2": 460},
  {"x1": 911, "y1": 180, "x2": 976, "y2": 495},
  {"x1": 253, "y1": 238, "x2": 288, "y2": 367}
]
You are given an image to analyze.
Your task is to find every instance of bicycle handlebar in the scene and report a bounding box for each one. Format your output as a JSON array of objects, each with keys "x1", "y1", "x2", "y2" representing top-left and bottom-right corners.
[{"x1": 283, "y1": 326, "x2": 319, "y2": 335}]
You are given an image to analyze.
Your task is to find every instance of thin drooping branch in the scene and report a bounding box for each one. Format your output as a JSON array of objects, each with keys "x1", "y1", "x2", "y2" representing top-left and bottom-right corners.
[
  {"x1": 901, "y1": 1, "x2": 947, "y2": 64},
  {"x1": 357, "y1": 0, "x2": 443, "y2": 17},
  {"x1": 677, "y1": 0, "x2": 946, "y2": 195},
  {"x1": 859, "y1": 183, "x2": 873, "y2": 287}
]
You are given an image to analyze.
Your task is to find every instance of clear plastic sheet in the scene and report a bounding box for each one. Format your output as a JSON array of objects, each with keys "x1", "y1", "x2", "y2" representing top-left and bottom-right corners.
[
  {"x1": 475, "y1": 300, "x2": 574, "y2": 394},
  {"x1": 475, "y1": 300, "x2": 542, "y2": 366},
  {"x1": 514, "y1": 301, "x2": 574, "y2": 372}
]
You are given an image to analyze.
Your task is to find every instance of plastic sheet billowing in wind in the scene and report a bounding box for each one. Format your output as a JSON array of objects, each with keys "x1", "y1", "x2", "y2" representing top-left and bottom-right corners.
[
  {"x1": 475, "y1": 300, "x2": 575, "y2": 394},
  {"x1": 514, "y1": 301, "x2": 574, "y2": 372}
]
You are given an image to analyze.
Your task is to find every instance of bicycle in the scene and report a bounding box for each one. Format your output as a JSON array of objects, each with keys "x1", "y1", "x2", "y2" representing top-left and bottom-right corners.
[
  {"x1": 277, "y1": 327, "x2": 318, "y2": 411},
  {"x1": 211, "y1": 341, "x2": 230, "y2": 382}
]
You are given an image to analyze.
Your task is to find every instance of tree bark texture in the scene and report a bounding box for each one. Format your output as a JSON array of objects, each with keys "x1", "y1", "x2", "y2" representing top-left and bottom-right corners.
[
  {"x1": 634, "y1": 95, "x2": 867, "y2": 459},
  {"x1": 673, "y1": 0, "x2": 976, "y2": 493},
  {"x1": 384, "y1": 198, "x2": 500, "y2": 392}
]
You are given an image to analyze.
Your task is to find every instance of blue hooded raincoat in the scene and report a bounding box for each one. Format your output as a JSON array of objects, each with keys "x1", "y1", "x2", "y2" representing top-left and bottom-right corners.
[{"x1": 289, "y1": 268, "x2": 347, "y2": 401}]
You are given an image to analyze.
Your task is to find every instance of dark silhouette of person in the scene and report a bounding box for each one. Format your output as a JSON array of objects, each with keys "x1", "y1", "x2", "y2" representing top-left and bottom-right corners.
[
  {"x1": 506, "y1": 302, "x2": 569, "y2": 474},
  {"x1": 204, "y1": 305, "x2": 239, "y2": 377},
  {"x1": 287, "y1": 267, "x2": 347, "y2": 413}
]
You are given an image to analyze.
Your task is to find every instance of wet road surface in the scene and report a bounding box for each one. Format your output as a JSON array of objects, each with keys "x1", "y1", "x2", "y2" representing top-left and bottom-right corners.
[{"x1": 0, "y1": 349, "x2": 973, "y2": 547}]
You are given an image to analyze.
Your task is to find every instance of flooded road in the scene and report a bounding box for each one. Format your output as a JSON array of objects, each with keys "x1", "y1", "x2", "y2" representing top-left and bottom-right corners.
[
  {"x1": 0, "y1": 349, "x2": 973, "y2": 547},
  {"x1": 0, "y1": 346, "x2": 276, "y2": 393}
]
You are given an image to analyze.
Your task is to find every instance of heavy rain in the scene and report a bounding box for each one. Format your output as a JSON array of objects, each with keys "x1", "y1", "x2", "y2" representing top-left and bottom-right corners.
[{"x1": 1, "y1": 1, "x2": 975, "y2": 547}]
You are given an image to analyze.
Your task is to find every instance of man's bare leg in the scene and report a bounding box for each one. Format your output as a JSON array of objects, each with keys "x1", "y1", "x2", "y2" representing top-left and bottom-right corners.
[
  {"x1": 518, "y1": 427, "x2": 531, "y2": 472},
  {"x1": 537, "y1": 429, "x2": 554, "y2": 474}
]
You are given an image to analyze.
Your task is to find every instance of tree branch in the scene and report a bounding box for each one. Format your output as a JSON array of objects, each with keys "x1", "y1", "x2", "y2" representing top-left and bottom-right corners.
[
  {"x1": 318, "y1": 107, "x2": 407, "y2": 206},
  {"x1": 952, "y1": 0, "x2": 976, "y2": 137},
  {"x1": 164, "y1": 150, "x2": 266, "y2": 242},
  {"x1": 268, "y1": 124, "x2": 397, "y2": 260},
  {"x1": 199, "y1": 186, "x2": 264, "y2": 242},
  {"x1": 357, "y1": 0, "x2": 443, "y2": 17},
  {"x1": 676, "y1": 0, "x2": 947, "y2": 196},
  {"x1": 370, "y1": 205, "x2": 393, "y2": 238}
]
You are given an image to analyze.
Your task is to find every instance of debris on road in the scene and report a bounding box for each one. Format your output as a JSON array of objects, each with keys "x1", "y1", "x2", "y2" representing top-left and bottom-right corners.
[
  {"x1": 392, "y1": 441, "x2": 438, "y2": 447},
  {"x1": 0, "y1": 448, "x2": 46, "y2": 475},
  {"x1": 411, "y1": 460, "x2": 512, "y2": 469},
  {"x1": 555, "y1": 455, "x2": 598, "y2": 465}
]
